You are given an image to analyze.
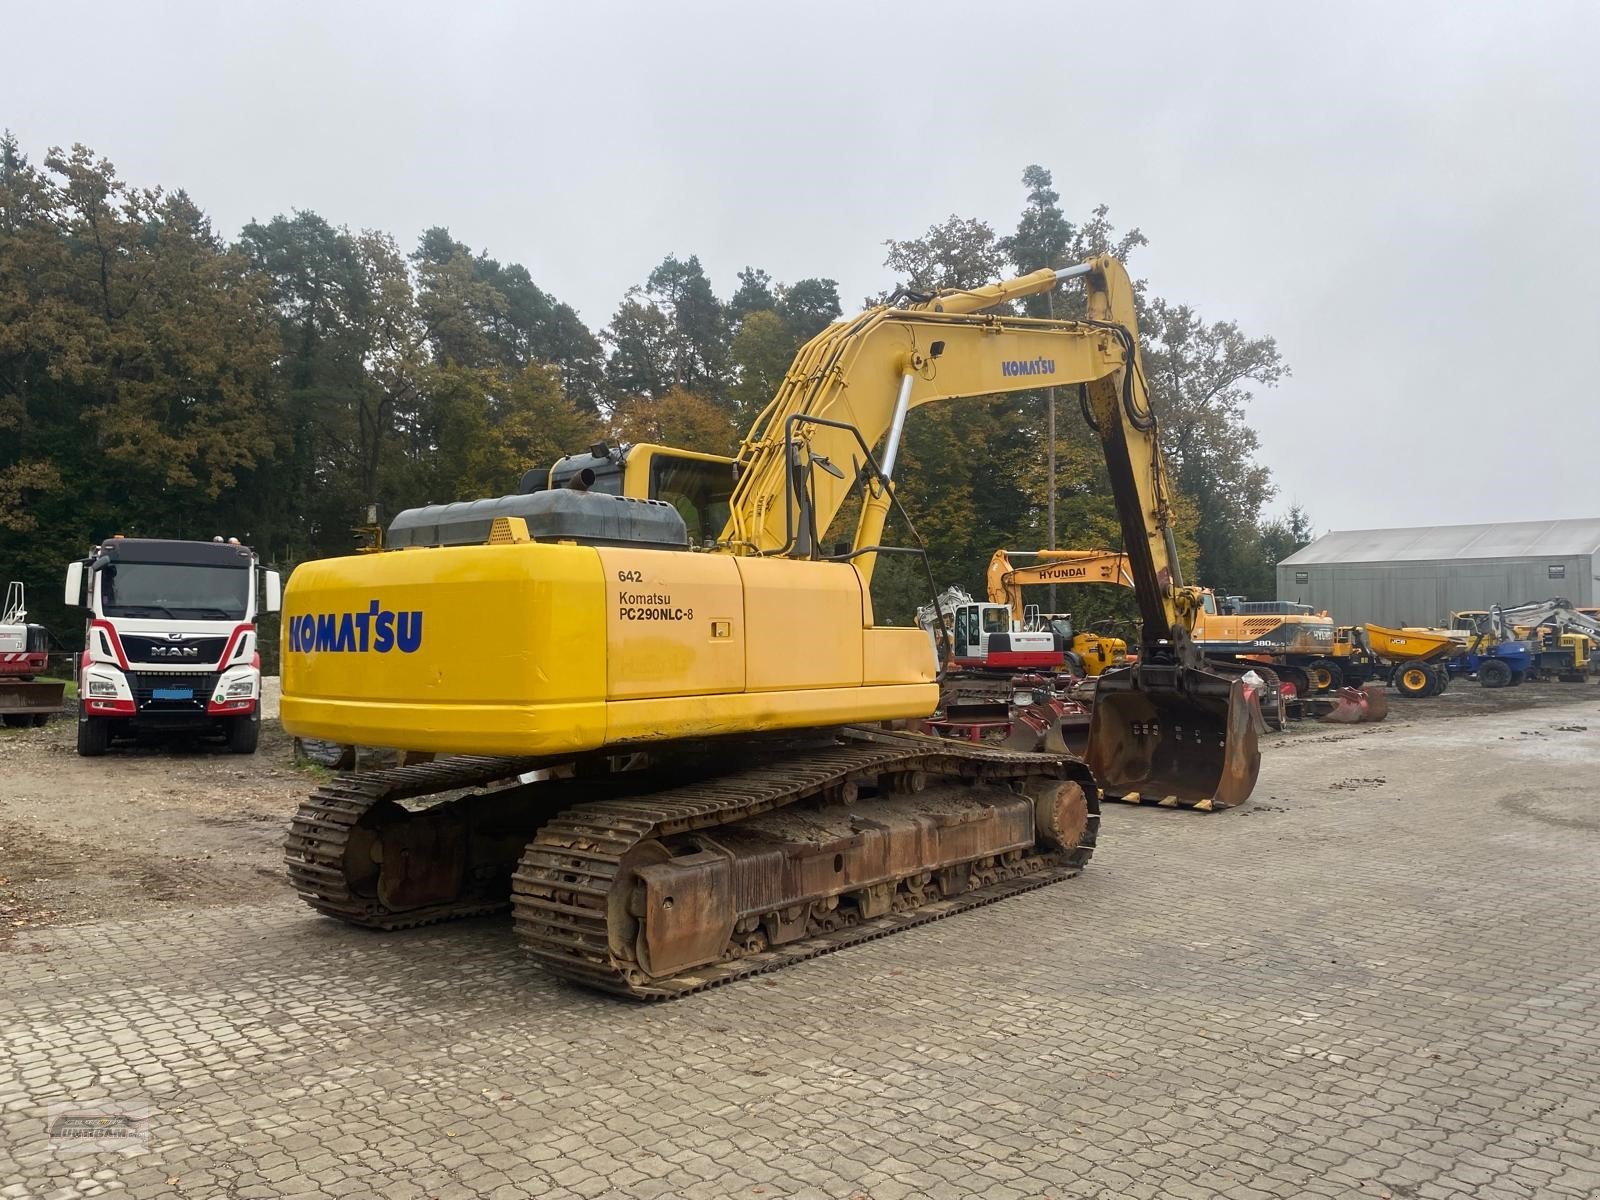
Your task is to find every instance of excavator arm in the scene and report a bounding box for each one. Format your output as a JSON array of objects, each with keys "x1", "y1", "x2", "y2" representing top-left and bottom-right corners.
[
  {"x1": 987, "y1": 549, "x2": 1136, "y2": 624},
  {"x1": 717, "y1": 257, "x2": 1256, "y2": 807},
  {"x1": 719, "y1": 259, "x2": 1191, "y2": 637}
]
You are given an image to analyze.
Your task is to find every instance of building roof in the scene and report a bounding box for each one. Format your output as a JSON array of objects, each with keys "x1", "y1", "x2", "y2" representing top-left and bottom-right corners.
[{"x1": 1280, "y1": 518, "x2": 1600, "y2": 566}]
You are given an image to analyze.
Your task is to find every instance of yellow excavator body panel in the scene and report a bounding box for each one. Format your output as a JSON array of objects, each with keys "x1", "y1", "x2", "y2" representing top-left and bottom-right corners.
[{"x1": 280, "y1": 542, "x2": 937, "y2": 756}]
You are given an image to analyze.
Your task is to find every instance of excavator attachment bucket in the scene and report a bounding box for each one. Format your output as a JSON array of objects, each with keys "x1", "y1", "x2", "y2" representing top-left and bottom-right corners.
[
  {"x1": 1320, "y1": 682, "x2": 1389, "y2": 724},
  {"x1": 1085, "y1": 664, "x2": 1261, "y2": 810}
]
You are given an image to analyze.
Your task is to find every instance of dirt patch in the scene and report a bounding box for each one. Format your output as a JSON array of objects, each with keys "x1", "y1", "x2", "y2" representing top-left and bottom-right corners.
[
  {"x1": 1330, "y1": 777, "x2": 1387, "y2": 792},
  {"x1": 0, "y1": 718, "x2": 310, "y2": 941}
]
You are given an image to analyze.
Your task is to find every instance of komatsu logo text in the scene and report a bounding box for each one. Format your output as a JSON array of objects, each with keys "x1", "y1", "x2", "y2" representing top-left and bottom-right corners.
[
  {"x1": 287, "y1": 602, "x2": 423, "y2": 654},
  {"x1": 1001, "y1": 357, "x2": 1055, "y2": 378}
]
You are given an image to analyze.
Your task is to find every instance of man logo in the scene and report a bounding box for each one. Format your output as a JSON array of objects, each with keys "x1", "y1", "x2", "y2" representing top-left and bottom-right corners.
[{"x1": 150, "y1": 644, "x2": 201, "y2": 658}]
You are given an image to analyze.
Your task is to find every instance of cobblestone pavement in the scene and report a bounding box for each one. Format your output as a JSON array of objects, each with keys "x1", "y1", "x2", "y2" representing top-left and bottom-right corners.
[{"x1": 5, "y1": 701, "x2": 1600, "y2": 1199}]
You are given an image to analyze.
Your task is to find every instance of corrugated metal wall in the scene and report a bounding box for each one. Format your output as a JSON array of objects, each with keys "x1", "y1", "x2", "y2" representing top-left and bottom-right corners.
[{"x1": 1275, "y1": 556, "x2": 1595, "y2": 626}]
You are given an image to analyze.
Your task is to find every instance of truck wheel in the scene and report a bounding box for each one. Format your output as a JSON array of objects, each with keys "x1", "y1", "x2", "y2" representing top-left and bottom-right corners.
[
  {"x1": 1431, "y1": 665, "x2": 1451, "y2": 693},
  {"x1": 1307, "y1": 659, "x2": 1344, "y2": 691},
  {"x1": 2, "y1": 714, "x2": 31, "y2": 728},
  {"x1": 77, "y1": 715, "x2": 111, "y2": 756},
  {"x1": 1477, "y1": 659, "x2": 1513, "y2": 689},
  {"x1": 1393, "y1": 664, "x2": 1434, "y2": 697},
  {"x1": 32, "y1": 712, "x2": 50, "y2": 726},
  {"x1": 226, "y1": 712, "x2": 260, "y2": 754}
]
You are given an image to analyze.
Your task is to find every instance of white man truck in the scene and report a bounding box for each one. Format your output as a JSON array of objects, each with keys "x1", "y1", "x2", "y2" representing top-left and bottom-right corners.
[{"x1": 65, "y1": 536, "x2": 281, "y2": 756}]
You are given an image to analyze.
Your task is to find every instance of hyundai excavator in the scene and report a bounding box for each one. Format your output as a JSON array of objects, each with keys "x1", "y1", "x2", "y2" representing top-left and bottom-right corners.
[{"x1": 279, "y1": 256, "x2": 1260, "y2": 999}]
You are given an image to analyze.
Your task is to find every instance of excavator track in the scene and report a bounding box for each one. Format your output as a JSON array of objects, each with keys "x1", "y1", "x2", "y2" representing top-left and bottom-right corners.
[
  {"x1": 510, "y1": 731, "x2": 1098, "y2": 999},
  {"x1": 285, "y1": 732, "x2": 1098, "y2": 999},
  {"x1": 285, "y1": 755, "x2": 549, "y2": 929}
]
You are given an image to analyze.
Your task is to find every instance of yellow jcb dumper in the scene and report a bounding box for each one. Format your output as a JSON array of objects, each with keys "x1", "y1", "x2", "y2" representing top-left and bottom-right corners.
[{"x1": 279, "y1": 257, "x2": 1260, "y2": 999}]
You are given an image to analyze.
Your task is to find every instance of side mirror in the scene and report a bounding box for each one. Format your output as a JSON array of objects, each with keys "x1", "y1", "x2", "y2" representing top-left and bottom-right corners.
[
  {"x1": 64, "y1": 561, "x2": 84, "y2": 607},
  {"x1": 263, "y1": 570, "x2": 282, "y2": 614}
]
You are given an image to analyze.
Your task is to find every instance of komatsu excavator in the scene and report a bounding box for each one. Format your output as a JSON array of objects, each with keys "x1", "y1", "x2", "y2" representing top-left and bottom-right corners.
[{"x1": 280, "y1": 256, "x2": 1260, "y2": 999}]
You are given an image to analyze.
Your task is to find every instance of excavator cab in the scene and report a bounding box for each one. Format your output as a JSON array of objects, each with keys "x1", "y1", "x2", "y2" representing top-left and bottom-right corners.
[{"x1": 522, "y1": 443, "x2": 738, "y2": 547}]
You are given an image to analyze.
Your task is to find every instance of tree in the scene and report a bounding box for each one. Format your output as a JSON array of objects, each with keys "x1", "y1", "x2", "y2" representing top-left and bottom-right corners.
[
  {"x1": 411, "y1": 228, "x2": 607, "y2": 410},
  {"x1": 609, "y1": 388, "x2": 739, "y2": 457},
  {"x1": 422, "y1": 362, "x2": 599, "y2": 502},
  {"x1": 1141, "y1": 299, "x2": 1288, "y2": 591},
  {"x1": 1249, "y1": 504, "x2": 1315, "y2": 596},
  {"x1": 775, "y1": 278, "x2": 840, "y2": 341},
  {"x1": 238, "y1": 210, "x2": 379, "y2": 556},
  {"x1": 882, "y1": 215, "x2": 1005, "y2": 292},
  {"x1": 728, "y1": 267, "x2": 776, "y2": 322},
  {"x1": 604, "y1": 295, "x2": 678, "y2": 400},
  {"x1": 0, "y1": 139, "x2": 280, "y2": 639},
  {"x1": 727, "y1": 310, "x2": 793, "y2": 427}
]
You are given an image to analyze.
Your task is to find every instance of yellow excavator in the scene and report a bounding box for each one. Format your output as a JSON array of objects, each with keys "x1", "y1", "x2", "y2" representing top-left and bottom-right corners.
[
  {"x1": 279, "y1": 256, "x2": 1260, "y2": 999},
  {"x1": 986, "y1": 548, "x2": 1133, "y2": 675}
]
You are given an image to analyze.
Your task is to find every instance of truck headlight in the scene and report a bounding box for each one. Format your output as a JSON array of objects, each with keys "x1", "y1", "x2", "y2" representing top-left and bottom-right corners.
[
  {"x1": 85, "y1": 677, "x2": 119, "y2": 698},
  {"x1": 225, "y1": 678, "x2": 255, "y2": 698}
]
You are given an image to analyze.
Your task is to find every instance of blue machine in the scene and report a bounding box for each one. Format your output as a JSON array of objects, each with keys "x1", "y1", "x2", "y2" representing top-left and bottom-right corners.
[{"x1": 1449, "y1": 638, "x2": 1534, "y2": 689}]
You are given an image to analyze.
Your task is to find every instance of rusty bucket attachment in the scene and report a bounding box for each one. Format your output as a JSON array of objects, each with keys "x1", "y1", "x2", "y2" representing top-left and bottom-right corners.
[
  {"x1": 1319, "y1": 682, "x2": 1390, "y2": 724},
  {"x1": 1005, "y1": 689, "x2": 1093, "y2": 755},
  {"x1": 1085, "y1": 662, "x2": 1261, "y2": 810}
]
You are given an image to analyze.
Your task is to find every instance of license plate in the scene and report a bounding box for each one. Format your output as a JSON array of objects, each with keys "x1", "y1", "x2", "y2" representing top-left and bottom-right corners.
[{"x1": 152, "y1": 687, "x2": 193, "y2": 701}]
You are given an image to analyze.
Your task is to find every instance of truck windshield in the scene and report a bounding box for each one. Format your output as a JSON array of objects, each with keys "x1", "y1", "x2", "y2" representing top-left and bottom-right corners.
[{"x1": 101, "y1": 563, "x2": 249, "y2": 620}]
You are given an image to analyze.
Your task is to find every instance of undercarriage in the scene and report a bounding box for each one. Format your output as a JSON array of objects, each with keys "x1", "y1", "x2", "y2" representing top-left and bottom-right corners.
[{"x1": 285, "y1": 728, "x2": 1099, "y2": 999}]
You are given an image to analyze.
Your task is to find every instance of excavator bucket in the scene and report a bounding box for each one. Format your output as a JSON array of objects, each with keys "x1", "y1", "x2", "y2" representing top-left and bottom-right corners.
[
  {"x1": 1319, "y1": 682, "x2": 1390, "y2": 724},
  {"x1": 1085, "y1": 664, "x2": 1261, "y2": 810}
]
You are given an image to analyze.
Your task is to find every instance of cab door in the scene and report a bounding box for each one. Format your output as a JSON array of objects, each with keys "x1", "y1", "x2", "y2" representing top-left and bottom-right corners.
[{"x1": 953, "y1": 604, "x2": 983, "y2": 661}]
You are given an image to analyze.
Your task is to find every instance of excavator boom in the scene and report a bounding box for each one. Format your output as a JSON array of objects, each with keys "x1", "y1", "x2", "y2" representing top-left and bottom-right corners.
[{"x1": 987, "y1": 549, "x2": 1135, "y2": 624}]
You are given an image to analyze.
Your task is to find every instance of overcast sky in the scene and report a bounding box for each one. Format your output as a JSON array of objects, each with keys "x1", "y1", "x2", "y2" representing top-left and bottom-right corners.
[{"x1": 6, "y1": 0, "x2": 1597, "y2": 534}]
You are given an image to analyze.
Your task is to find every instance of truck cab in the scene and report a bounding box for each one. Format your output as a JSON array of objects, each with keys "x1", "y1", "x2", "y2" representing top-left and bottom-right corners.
[{"x1": 65, "y1": 537, "x2": 281, "y2": 756}]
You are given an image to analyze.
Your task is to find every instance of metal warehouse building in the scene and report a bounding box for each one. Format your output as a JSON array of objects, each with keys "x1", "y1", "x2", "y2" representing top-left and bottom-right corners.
[{"x1": 1276, "y1": 518, "x2": 1600, "y2": 628}]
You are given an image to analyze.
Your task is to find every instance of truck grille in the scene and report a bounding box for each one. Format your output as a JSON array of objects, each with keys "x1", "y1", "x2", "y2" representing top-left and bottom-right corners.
[
  {"x1": 128, "y1": 672, "x2": 218, "y2": 712},
  {"x1": 122, "y1": 635, "x2": 230, "y2": 665}
]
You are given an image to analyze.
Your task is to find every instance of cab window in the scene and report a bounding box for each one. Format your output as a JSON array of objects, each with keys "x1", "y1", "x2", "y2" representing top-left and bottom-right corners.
[
  {"x1": 981, "y1": 607, "x2": 1010, "y2": 635},
  {"x1": 648, "y1": 453, "x2": 736, "y2": 544}
]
